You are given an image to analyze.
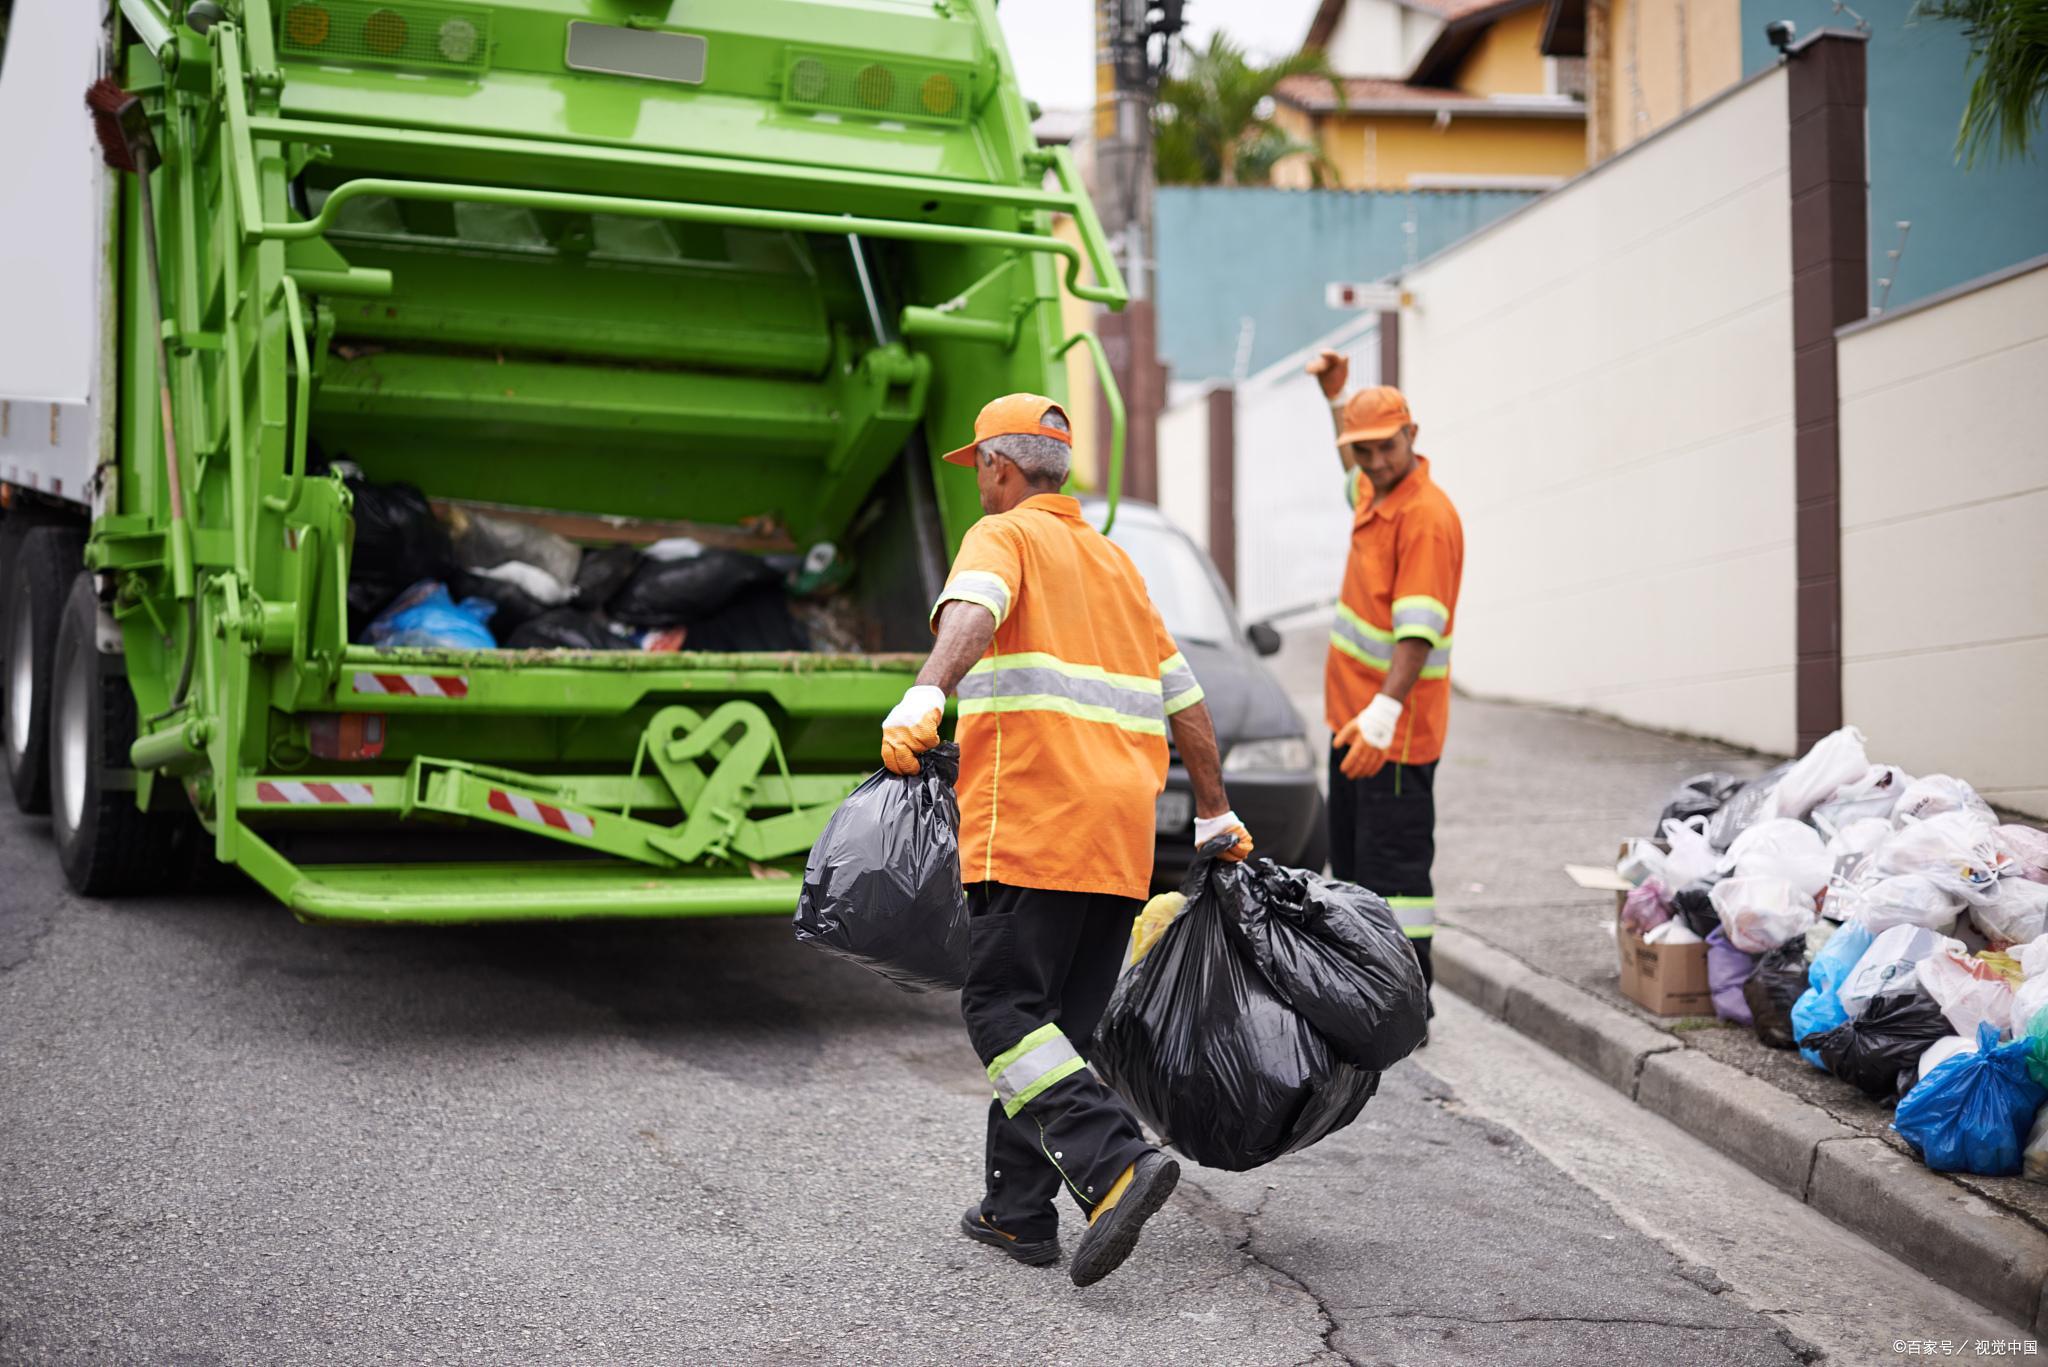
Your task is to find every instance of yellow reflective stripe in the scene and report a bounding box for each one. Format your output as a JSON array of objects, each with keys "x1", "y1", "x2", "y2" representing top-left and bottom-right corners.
[
  {"x1": 1159, "y1": 650, "x2": 1203, "y2": 716},
  {"x1": 934, "y1": 571, "x2": 1013, "y2": 629},
  {"x1": 1392, "y1": 594, "x2": 1449, "y2": 621},
  {"x1": 933, "y1": 589, "x2": 1003, "y2": 631},
  {"x1": 1334, "y1": 601, "x2": 1394, "y2": 643},
  {"x1": 987, "y1": 1024, "x2": 1087, "y2": 1118},
  {"x1": 1159, "y1": 651, "x2": 1190, "y2": 675},
  {"x1": 958, "y1": 694, "x2": 1166, "y2": 737},
  {"x1": 987, "y1": 1023, "x2": 1064, "y2": 1083},
  {"x1": 1007, "y1": 1056, "x2": 1085, "y2": 1116},
  {"x1": 1330, "y1": 631, "x2": 1390, "y2": 674},
  {"x1": 966, "y1": 651, "x2": 1162, "y2": 697},
  {"x1": 1163, "y1": 683, "x2": 1206, "y2": 717},
  {"x1": 1393, "y1": 623, "x2": 1446, "y2": 649}
]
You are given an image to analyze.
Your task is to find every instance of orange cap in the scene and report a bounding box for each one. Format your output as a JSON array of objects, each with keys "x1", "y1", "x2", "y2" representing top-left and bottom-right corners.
[
  {"x1": 941, "y1": 393, "x2": 1073, "y2": 467},
  {"x1": 1336, "y1": 386, "x2": 1415, "y2": 444}
]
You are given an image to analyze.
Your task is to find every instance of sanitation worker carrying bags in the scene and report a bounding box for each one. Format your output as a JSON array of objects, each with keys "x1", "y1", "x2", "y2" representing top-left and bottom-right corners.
[{"x1": 1092, "y1": 842, "x2": 1430, "y2": 1171}]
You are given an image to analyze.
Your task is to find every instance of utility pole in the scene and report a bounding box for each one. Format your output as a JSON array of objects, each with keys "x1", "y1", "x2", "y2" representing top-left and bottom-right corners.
[{"x1": 1091, "y1": 0, "x2": 1182, "y2": 503}]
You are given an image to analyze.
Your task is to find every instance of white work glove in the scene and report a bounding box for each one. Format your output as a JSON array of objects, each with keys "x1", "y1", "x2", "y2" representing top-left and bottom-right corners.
[
  {"x1": 1194, "y1": 810, "x2": 1253, "y2": 863},
  {"x1": 881, "y1": 684, "x2": 946, "y2": 776},
  {"x1": 1334, "y1": 694, "x2": 1403, "y2": 780}
]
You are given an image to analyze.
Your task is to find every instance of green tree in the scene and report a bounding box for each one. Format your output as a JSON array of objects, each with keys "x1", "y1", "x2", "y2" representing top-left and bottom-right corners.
[
  {"x1": 1920, "y1": 0, "x2": 2048, "y2": 163},
  {"x1": 1152, "y1": 34, "x2": 1345, "y2": 187}
]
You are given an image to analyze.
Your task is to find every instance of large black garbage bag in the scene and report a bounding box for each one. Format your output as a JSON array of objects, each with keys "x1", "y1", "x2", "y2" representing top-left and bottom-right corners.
[
  {"x1": 1744, "y1": 935, "x2": 1809, "y2": 1050},
  {"x1": 794, "y1": 744, "x2": 968, "y2": 993},
  {"x1": 1709, "y1": 762, "x2": 1795, "y2": 851},
  {"x1": 1091, "y1": 855, "x2": 1425, "y2": 1171},
  {"x1": 1660, "y1": 772, "x2": 1743, "y2": 826},
  {"x1": 505, "y1": 609, "x2": 625, "y2": 651},
  {"x1": 575, "y1": 546, "x2": 641, "y2": 606},
  {"x1": 343, "y1": 476, "x2": 454, "y2": 631},
  {"x1": 452, "y1": 568, "x2": 555, "y2": 635},
  {"x1": 1807, "y1": 989, "x2": 1953, "y2": 1102},
  {"x1": 1670, "y1": 879, "x2": 1723, "y2": 939},
  {"x1": 682, "y1": 584, "x2": 811, "y2": 652},
  {"x1": 608, "y1": 548, "x2": 780, "y2": 627}
]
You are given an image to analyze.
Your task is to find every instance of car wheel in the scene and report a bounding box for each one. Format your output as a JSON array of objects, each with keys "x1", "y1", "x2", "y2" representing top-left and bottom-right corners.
[{"x1": 5, "y1": 525, "x2": 85, "y2": 813}]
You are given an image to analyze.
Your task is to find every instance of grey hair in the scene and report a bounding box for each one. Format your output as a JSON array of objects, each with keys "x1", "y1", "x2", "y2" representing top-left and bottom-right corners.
[{"x1": 978, "y1": 407, "x2": 1070, "y2": 484}]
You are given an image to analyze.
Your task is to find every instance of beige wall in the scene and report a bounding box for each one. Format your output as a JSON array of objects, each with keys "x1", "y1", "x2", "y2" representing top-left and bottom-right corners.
[
  {"x1": 1595, "y1": 0, "x2": 1744, "y2": 157},
  {"x1": 1458, "y1": 5, "x2": 1552, "y2": 96},
  {"x1": 1279, "y1": 109, "x2": 1587, "y2": 189},
  {"x1": 1837, "y1": 259, "x2": 2048, "y2": 818},
  {"x1": 1399, "y1": 70, "x2": 1798, "y2": 753}
]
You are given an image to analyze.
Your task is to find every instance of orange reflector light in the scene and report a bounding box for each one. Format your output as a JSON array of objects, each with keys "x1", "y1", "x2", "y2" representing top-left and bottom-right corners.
[
  {"x1": 363, "y1": 8, "x2": 408, "y2": 54},
  {"x1": 284, "y1": 3, "x2": 331, "y2": 45},
  {"x1": 855, "y1": 63, "x2": 895, "y2": 109}
]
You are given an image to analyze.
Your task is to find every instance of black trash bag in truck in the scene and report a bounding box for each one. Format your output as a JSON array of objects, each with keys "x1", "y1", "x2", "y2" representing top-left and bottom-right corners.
[
  {"x1": 574, "y1": 545, "x2": 641, "y2": 607},
  {"x1": 504, "y1": 608, "x2": 625, "y2": 651},
  {"x1": 608, "y1": 548, "x2": 780, "y2": 627},
  {"x1": 1743, "y1": 935, "x2": 1809, "y2": 1050},
  {"x1": 793, "y1": 743, "x2": 968, "y2": 993},
  {"x1": 341, "y1": 475, "x2": 454, "y2": 632},
  {"x1": 1090, "y1": 851, "x2": 1426, "y2": 1171}
]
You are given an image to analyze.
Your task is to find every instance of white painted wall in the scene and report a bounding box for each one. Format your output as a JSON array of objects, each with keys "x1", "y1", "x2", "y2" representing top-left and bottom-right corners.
[
  {"x1": 1838, "y1": 258, "x2": 2048, "y2": 819},
  {"x1": 1327, "y1": 0, "x2": 1439, "y2": 76},
  {"x1": 1399, "y1": 70, "x2": 1799, "y2": 754},
  {"x1": 1157, "y1": 389, "x2": 1213, "y2": 552}
]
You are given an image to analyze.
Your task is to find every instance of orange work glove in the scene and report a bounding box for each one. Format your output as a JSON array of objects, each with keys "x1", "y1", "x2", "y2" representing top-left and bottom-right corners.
[
  {"x1": 1193, "y1": 810, "x2": 1254, "y2": 863},
  {"x1": 880, "y1": 684, "x2": 946, "y2": 776},
  {"x1": 1334, "y1": 694, "x2": 1403, "y2": 781},
  {"x1": 1306, "y1": 348, "x2": 1349, "y2": 401}
]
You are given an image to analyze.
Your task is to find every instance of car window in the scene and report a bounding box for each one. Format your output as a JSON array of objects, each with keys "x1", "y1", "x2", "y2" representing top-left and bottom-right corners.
[{"x1": 1108, "y1": 519, "x2": 1239, "y2": 648}]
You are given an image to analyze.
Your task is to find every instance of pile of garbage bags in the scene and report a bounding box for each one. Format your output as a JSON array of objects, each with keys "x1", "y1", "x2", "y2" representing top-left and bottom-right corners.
[
  {"x1": 335, "y1": 462, "x2": 833, "y2": 654},
  {"x1": 1616, "y1": 725, "x2": 2048, "y2": 1176}
]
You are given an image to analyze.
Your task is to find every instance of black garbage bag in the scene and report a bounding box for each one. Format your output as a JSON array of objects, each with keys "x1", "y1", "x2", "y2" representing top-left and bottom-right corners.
[
  {"x1": 1091, "y1": 853, "x2": 1425, "y2": 1171},
  {"x1": 793, "y1": 744, "x2": 967, "y2": 993},
  {"x1": 343, "y1": 476, "x2": 454, "y2": 631},
  {"x1": 608, "y1": 548, "x2": 780, "y2": 626},
  {"x1": 1744, "y1": 935, "x2": 1809, "y2": 1049},
  {"x1": 1670, "y1": 878, "x2": 1723, "y2": 940},
  {"x1": 682, "y1": 584, "x2": 811, "y2": 653},
  {"x1": 1659, "y1": 772, "x2": 1743, "y2": 826},
  {"x1": 1709, "y1": 761, "x2": 1795, "y2": 851},
  {"x1": 575, "y1": 546, "x2": 641, "y2": 606},
  {"x1": 1807, "y1": 988, "x2": 1953, "y2": 1102},
  {"x1": 505, "y1": 608, "x2": 625, "y2": 651},
  {"x1": 451, "y1": 568, "x2": 556, "y2": 635}
]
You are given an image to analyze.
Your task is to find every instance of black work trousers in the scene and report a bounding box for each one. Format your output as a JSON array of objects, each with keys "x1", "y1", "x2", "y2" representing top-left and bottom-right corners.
[
  {"x1": 1328, "y1": 751, "x2": 1437, "y2": 1000},
  {"x1": 961, "y1": 882, "x2": 1155, "y2": 1241}
]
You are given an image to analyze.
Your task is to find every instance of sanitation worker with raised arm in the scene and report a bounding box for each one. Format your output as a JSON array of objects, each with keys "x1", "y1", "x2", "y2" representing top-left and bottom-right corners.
[
  {"x1": 880, "y1": 393, "x2": 1253, "y2": 1287},
  {"x1": 1305, "y1": 350, "x2": 1464, "y2": 1029}
]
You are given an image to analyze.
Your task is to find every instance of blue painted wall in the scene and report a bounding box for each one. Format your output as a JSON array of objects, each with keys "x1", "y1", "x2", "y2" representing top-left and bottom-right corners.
[
  {"x1": 1743, "y1": 2, "x2": 2048, "y2": 310},
  {"x1": 1153, "y1": 187, "x2": 1537, "y2": 385}
]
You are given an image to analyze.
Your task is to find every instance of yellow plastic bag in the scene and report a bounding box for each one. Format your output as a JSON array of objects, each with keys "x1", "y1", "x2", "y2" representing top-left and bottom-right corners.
[{"x1": 1124, "y1": 892, "x2": 1186, "y2": 972}]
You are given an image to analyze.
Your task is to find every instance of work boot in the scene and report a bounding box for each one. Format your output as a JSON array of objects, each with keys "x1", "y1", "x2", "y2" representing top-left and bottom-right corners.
[
  {"x1": 959, "y1": 1208, "x2": 1059, "y2": 1267},
  {"x1": 1069, "y1": 1150, "x2": 1179, "y2": 1287}
]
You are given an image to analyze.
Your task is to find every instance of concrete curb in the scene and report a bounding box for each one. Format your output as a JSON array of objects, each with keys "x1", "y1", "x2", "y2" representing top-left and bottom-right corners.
[{"x1": 1434, "y1": 926, "x2": 2048, "y2": 1333}]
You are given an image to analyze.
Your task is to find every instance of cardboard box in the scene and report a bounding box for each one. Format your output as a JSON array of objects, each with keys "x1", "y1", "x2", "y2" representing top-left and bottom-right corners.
[{"x1": 1614, "y1": 843, "x2": 1714, "y2": 1017}]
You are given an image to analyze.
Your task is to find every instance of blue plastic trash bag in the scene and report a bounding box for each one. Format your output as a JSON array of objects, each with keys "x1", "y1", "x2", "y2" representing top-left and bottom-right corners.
[
  {"x1": 363, "y1": 580, "x2": 497, "y2": 649},
  {"x1": 1792, "y1": 920, "x2": 1874, "y2": 1068},
  {"x1": 1893, "y1": 1023, "x2": 2047, "y2": 1176}
]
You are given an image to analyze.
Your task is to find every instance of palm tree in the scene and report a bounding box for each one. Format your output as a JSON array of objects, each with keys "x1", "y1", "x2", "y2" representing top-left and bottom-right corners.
[
  {"x1": 1153, "y1": 34, "x2": 1345, "y2": 187},
  {"x1": 1919, "y1": 0, "x2": 2048, "y2": 163}
]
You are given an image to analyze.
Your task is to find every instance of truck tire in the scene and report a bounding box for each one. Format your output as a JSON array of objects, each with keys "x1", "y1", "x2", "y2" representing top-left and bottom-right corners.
[
  {"x1": 0, "y1": 505, "x2": 55, "y2": 690},
  {"x1": 50, "y1": 572, "x2": 186, "y2": 895},
  {"x1": 4, "y1": 525, "x2": 86, "y2": 813}
]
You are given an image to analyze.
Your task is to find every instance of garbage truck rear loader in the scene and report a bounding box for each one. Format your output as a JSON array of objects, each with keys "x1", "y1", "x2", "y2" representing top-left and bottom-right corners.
[{"x1": 0, "y1": 0, "x2": 1126, "y2": 921}]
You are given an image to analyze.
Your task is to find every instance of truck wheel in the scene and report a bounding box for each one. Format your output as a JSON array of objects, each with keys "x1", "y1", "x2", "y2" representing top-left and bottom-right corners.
[
  {"x1": 0, "y1": 506, "x2": 54, "y2": 694},
  {"x1": 4, "y1": 525, "x2": 85, "y2": 813},
  {"x1": 50, "y1": 572, "x2": 185, "y2": 895}
]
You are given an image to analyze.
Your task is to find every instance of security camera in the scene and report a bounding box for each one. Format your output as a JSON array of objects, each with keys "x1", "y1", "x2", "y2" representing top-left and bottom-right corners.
[{"x1": 1765, "y1": 19, "x2": 1797, "y2": 52}]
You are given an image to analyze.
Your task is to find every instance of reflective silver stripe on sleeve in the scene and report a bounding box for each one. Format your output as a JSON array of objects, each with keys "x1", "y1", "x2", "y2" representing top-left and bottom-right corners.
[
  {"x1": 956, "y1": 666, "x2": 1165, "y2": 724},
  {"x1": 932, "y1": 570, "x2": 1012, "y2": 628},
  {"x1": 1159, "y1": 652, "x2": 1204, "y2": 716}
]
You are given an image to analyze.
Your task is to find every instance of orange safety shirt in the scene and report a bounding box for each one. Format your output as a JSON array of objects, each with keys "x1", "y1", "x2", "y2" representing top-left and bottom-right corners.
[
  {"x1": 932, "y1": 494, "x2": 1204, "y2": 900},
  {"x1": 1326, "y1": 454, "x2": 1464, "y2": 765}
]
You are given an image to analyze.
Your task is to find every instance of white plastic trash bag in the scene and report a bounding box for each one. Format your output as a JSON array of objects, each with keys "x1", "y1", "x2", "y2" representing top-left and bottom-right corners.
[
  {"x1": 2026, "y1": 1106, "x2": 2048, "y2": 1183},
  {"x1": 1970, "y1": 878, "x2": 2048, "y2": 948},
  {"x1": 1893, "y1": 774, "x2": 1997, "y2": 828},
  {"x1": 1919, "y1": 948, "x2": 2017, "y2": 1038},
  {"x1": 1644, "y1": 921, "x2": 1704, "y2": 945},
  {"x1": 2019, "y1": 934, "x2": 2048, "y2": 981},
  {"x1": 2014, "y1": 974, "x2": 2048, "y2": 1040},
  {"x1": 1710, "y1": 876, "x2": 1816, "y2": 954},
  {"x1": 1772, "y1": 725, "x2": 1870, "y2": 821},
  {"x1": 1873, "y1": 812, "x2": 2005, "y2": 904},
  {"x1": 1812, "y1": 765, "x2": 1911, "y2": 834},
  {"x1": 1997, "y1": 826, "x2": 2048, "y2": 885},
  {"x1": 1660, "y1": 816, "x2": 1719, "y2": 890},
  {"x1": 1617, "y1": 837, "x2": 1669, "y2": 888},
  {"x1": 1841, "y1": 873, "x2": 1964, "y2": 935},
  {"x1": 1920, "y1": 1033, "x2": 1979, "y2": 1083},
  {"x1": 1839, "y1": 924, "x2": 1956, "y2": 1018},
  {"x1": 1722, "y1": 818, "x2": 1832, "y2": 901}
]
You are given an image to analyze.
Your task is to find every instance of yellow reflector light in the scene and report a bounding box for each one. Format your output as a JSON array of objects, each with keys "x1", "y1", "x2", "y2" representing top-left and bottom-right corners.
[
  {"x1": 285, "y1": 3, "x2": 331, "y2": 45},
  {"x1": 436, "y1": 16, "x2": 479, "y2": 62},
  {"x1": 920, "y1": 72, "x2": 959, "y2": 116},
  {"x1": 855, "y1": 63, "x2": 895, "y2": 109},
  {"x1": 363, "y1": 7, "x2": 408, "y2": 54}
]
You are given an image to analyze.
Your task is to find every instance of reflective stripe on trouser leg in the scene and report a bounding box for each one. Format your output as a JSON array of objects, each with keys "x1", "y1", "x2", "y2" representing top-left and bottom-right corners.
[
  {"x1": 987, "y1": 1022, "x2": 1087, "y2": 1118},
  {"x1": 1385, "y1": 895, "x2": 1435, "y2": 939}
]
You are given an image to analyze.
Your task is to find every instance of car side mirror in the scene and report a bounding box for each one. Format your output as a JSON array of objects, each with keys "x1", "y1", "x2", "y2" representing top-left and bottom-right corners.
[{"x1": 1246, "y1": 621, "x2": 1282, "y2": 657}]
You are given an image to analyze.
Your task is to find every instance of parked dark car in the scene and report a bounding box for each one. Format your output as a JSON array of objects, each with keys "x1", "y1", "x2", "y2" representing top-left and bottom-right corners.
[{"x1": 1082, "y1": 498, "x2": 1327, "y2": 887}]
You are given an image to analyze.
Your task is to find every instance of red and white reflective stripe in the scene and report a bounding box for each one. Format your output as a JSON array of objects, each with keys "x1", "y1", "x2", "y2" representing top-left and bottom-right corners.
[
  {"x1": 254, "y1": 780, "x2": 376, "y2": 806},
  {"x1": 351, "y1": 671, "x2": 469, "y2": 698},
  {"x1": 486, "y1": 788, "x2": 596, "y2": 838}
]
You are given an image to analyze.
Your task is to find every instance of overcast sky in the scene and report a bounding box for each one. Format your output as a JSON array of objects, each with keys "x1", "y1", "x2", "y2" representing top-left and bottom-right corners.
[{"x1": 999, "y1": 0, "x2": 1325, "y2": 111}]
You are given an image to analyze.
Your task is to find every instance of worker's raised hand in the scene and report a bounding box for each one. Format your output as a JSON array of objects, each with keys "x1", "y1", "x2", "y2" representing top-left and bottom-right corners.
[
  {"x1": 1193, "y1": 810, "x2": 1254, "y2": 863},
  {"x1": 881, "y1": 683, "x2": 946, "y2": 776},
  {"x1": 1334, "y1": 695, "x2": 1403, "y2": 781},
  {"x1": 1306, "y1": 349, "x2": 1349, "y2": 401}
]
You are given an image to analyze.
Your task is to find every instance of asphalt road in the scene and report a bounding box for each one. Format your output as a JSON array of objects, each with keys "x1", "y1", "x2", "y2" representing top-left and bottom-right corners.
[{"x1": 0, "y1": 773, "x2": 2024, "y2": 1366}]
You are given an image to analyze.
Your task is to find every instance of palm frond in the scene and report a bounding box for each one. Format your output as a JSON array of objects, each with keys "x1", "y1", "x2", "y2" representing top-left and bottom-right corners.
[{"x1": 1918, "y1": 0, "x2": 2048, "y2": 164}]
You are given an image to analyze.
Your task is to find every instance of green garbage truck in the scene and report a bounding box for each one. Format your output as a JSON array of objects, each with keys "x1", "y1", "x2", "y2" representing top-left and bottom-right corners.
[{"x1": 0, "y1": 0, "x2": 1125, "y2": 921}]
